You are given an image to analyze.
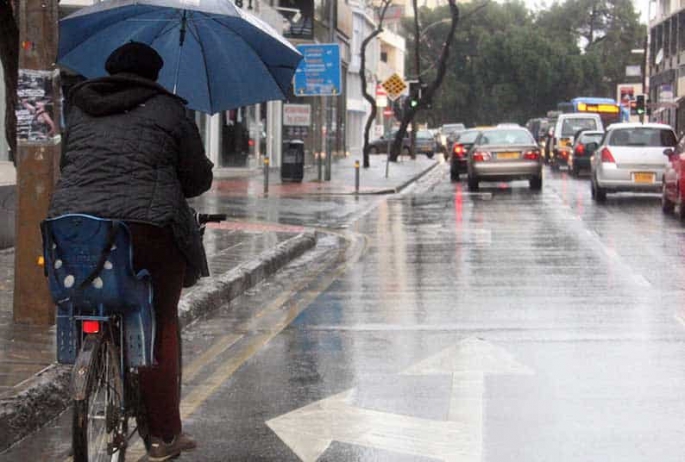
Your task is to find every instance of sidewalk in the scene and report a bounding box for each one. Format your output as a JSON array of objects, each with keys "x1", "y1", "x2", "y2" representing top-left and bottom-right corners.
[{"x1": 0, "y1": 154, "x2": 439, "y2": 452}]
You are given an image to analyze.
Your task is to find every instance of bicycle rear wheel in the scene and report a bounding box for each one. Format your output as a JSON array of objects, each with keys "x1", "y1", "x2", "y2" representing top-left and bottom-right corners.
[{"x1": 72, "y1": 334, "x2": 127, "y2": 462}]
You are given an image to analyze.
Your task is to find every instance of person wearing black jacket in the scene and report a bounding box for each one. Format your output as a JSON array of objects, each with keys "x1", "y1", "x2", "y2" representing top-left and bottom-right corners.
[{"x1": 48, "y1": 42, "x2": 213, "y2": 461}]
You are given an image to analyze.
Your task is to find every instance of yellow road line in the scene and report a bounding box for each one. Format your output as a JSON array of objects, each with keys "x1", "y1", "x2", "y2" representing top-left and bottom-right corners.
[{"x1": 73, "y1": 231, "x2": 367, "y2": 462}]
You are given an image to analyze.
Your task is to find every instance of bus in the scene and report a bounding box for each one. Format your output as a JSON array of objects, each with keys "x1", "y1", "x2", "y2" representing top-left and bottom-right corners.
[{"x1": 557, "y1": 97, "x2": 622, "y2": 127}]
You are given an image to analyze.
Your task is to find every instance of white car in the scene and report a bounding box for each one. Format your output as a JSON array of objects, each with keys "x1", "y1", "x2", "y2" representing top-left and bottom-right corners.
[{"x1": 590, "y1": 123, "x2": 677, "y2": 202}]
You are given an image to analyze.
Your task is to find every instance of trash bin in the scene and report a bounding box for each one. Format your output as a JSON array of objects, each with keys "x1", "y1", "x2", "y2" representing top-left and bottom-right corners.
[{"x1": 281, "y1": 139, "x2": 305, "y2": 182}]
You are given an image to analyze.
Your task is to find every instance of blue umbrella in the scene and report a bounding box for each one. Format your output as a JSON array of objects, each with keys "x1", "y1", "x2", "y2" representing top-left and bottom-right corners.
[{"x1": 58, "y1": 0, "x2": 303, "y2": 114}]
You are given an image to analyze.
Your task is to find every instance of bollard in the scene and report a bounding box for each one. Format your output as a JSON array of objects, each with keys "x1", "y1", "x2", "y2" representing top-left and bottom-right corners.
[
  {"x1": 317, "y1": 152, "x2": 323, "y2": 181},
  {"x1": 354, "y1": 160, "x2": 360, "y2": 194},
  {"x1": 263, "y1": 157, "x2": 270, "y2": 195}
]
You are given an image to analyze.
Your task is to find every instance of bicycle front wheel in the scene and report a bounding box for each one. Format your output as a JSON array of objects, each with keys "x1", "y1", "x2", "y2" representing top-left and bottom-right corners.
[{"x1": 72, "y1": 334, "x2": 126, "y2": 462}]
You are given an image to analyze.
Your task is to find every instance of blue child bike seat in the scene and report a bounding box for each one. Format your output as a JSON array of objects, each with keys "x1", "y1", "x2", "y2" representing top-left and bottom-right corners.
[{"x1": 41, "y1": 214, "x2": 155, "y2": 367}]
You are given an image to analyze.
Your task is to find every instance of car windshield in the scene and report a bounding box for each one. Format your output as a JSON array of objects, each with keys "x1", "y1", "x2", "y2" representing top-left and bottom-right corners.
[
  {"x1": 479, "y1": 129, "x2": 534, "y2": 145},
  {"x1": 579, "y1": 134, "x2": 603, "y2": 144},
  {"x1": 608, "y1": 128, "x2": 676, "y2": 147},
  {"x1": 561, "y1": 118, "x2": 598, "y2": 137},
  {"x1": 457, "y1": 131, "x2": 480, "y2": 143}
]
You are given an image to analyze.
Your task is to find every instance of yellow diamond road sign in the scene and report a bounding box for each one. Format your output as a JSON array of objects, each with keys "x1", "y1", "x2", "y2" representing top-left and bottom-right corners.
[{"x1": 382, "y1": 74, "x2": 407, "y2": 101}]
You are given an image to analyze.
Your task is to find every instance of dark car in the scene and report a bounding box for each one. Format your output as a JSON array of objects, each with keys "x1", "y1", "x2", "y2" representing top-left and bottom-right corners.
[
  {"x1": 568, "y1": 130, "x2": 603, "y2": 177},
  {"x1": 368, "y1": 130, "x2": 435, "y2": 158},
  {"x1": 450, "y1": 128, "x2": 481, "y2": 182}
]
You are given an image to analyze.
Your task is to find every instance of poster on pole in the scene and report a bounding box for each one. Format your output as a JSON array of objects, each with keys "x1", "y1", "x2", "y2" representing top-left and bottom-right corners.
[{"x1": 16, "y1": 69, "x2": 58, "y2": 144}]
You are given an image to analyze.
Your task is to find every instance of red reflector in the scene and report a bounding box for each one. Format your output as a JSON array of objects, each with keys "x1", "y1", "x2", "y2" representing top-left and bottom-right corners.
[
  {"x1": 82, "y1": 320, "x2": 100, "y2": 334},
  {"x1": 473, "y1": 151, "x2": 491, "y2": 162},
  {"x1": 523, "y1": 150, "x2": 540, "y2": 160},
  {"x1": 601, "y1": 147, "x2": 615, "y2": 163},
  {"x1": 575, "y1": 144, "x2": 585, "y2": 156}
]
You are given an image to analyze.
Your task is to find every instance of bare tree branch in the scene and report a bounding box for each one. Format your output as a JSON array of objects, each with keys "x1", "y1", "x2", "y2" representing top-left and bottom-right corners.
[
  {"x1": 359, "y1": 0, "x2": 392, "y2": 168},
  {"x1": 389, "y1": 0, "x2": 459, "y2": 161}
]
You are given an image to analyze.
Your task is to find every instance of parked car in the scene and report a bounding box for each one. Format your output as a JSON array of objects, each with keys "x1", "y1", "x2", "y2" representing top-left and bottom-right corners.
[
  {"x1": 591, "y1": 123, "x2": 677, "y2": 202},
  {"x1": 368, "y1": 130, "x2": 435, "y2": 158},
  {"x1": 551, "y1": 113, "x2": 603, "y2": 171},
  {"x1": 569, "y1": 130, "x2": 604, "y2": 177},
  {"x1": 450, "y1": 128, "x2": 481, "y2": 182},
  {"x1": 661, "y1": 132, "x2": 685, "y2": 217},
  {"x1": 466, "y1": 127, "x2": 543, "y2": 191}
]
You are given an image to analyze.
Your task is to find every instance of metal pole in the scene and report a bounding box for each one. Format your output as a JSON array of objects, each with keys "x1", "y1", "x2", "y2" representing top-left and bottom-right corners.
[
  {"x1": 385, "y1": 138, "x2": 391, "y2": 178},
  {"x1": 264, "y1": 157, "x2": 270, "y2": 195},
  {"x1": 354, "y1": 160, "x2": 360, "y2": 193},
  {"x1": 325, "y1": 0, "x2": 336, "y2": 181}
]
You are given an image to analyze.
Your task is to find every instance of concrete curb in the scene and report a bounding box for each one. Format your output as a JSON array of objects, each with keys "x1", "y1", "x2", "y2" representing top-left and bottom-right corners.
[
  {"x1": 0, "y1": 231, "x2": 317, "y2": 453},
  {"x1": 178, "y1": 231, "x2": 317, "y2": 327}
]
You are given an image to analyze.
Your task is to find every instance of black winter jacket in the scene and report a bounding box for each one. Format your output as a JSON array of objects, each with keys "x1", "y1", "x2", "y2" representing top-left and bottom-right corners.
[{"x1": 48, "y1": 73, "x2": 214, "y2": 281}]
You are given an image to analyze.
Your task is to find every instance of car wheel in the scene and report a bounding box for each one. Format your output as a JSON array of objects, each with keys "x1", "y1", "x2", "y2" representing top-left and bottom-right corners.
[
  {"x1": 551, "y1": 159, "x2": 560, "y2": 172},
  {"x1": 426, "y1": 152, "x2": 434, "y2": 159},
  {"x1": 592, "y1": 176, "x2": 606, "y2": 203},
  {"x1": 678, "y1": 188, "x2": 685, "y2": 220},
  {"x1": 402, "y1": 147, "x2": 410, "y2": 157},
  {"x1": 662, "y1": 182, "x2": 675, "y2": 214},
  {"x1": 467, "y1": 175, "x2": 479, "y2": 191},
  {"x1": 369, "y1": 146, "x2": 378, "y2": 155},
  {"x1": 529, "y1": 175, "x2": 543, "y2": 191},
  {"x1": 571, "y1": 165, "x2": 579, "y2": 178},
  {"x1": 451, "y1": 170, "x2": 460, "y2": 182}
]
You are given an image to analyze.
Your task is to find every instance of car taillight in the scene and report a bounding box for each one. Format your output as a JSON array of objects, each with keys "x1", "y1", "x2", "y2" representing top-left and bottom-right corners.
[
  {"x1": 575, "y1": 144, "x2": 585, "y2": 156},
  {"x1": 600, "y1": 147, "x2": 615, "y2": 163},
  {"x1": 453, "y1": 144, "x2": 465, "y2": 158},
  {"x1": 82, "y1": 320, "x2": 100, "y2": 334},
  {"x1": 473, "y1": 151, "x2": 491, "y2": 162},
  {"x1": 523, "y1": 150, "x2": 540, "y2": 160}
]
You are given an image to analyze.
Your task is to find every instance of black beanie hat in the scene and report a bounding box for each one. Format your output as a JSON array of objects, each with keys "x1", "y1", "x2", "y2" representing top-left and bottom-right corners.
[{"x1": 105, "y1": 42, "x2": 164, "y2": 81}]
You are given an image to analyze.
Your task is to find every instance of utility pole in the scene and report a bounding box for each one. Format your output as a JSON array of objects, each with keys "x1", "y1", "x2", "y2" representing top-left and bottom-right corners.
[
  {"x1": 13, "y1": 0, "x2": 60, "y2": 324},
  {"x1": 325, "y1": 0, "x2": 336, "y2": 181}
]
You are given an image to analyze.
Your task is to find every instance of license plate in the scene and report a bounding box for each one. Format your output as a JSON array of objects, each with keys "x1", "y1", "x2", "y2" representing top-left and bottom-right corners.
[
  {"x1": 497, "y1": 152, "x2": 519, "y2": 160},
  {"x1": 633, "y1": 172, "x2": 655, "y2": 184}
]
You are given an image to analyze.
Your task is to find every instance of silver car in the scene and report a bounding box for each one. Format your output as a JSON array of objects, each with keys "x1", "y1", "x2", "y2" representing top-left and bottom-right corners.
[
  {"x1": 590, "y1": 123, "x2": 677, "y2": 202},
  {"x1": 466, "y1": 127, "x2": 543, "y2": 191}
]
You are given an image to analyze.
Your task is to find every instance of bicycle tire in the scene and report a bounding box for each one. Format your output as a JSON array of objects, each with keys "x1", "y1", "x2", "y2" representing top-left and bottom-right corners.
[{"x1": 72, "y1": 334, "x2": 127, "y2": 462}]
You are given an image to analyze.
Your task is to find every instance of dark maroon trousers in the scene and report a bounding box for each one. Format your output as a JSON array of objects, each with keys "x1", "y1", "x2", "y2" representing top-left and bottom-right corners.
[{"x1": 128, "y1": 223, "x2": 185, "y2": 441}]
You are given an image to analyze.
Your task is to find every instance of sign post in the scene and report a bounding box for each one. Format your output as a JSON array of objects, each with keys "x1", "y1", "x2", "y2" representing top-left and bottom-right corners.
[{"x1": 293, "y1": 44, "x2": 341, "y2": 181}]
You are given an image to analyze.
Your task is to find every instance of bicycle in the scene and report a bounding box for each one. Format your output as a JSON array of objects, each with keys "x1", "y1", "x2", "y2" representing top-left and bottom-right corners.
[{"x1": 41, "y1": 213, "x2": 226, "y2": 461}]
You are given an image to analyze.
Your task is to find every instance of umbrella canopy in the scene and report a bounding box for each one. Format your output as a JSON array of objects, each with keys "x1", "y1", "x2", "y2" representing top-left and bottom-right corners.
[{"x1": 58, "y1": 0, "x2": 302, "y2": 114}]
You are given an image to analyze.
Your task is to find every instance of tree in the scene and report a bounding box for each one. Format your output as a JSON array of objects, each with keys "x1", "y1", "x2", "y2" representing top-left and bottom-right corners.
[
  {"x1": 389, "y1": 0, "x2": 459, "y2": 162},
  {"x1": 0, "y1": 0, "x2": 18, "y2": 165},
  {"x1": 360, "y1": 0, "x2": 392, "y2": 169}
]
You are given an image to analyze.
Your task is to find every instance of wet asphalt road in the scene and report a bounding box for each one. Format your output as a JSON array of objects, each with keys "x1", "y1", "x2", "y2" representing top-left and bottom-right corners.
[{"x1": 5, "y1": 163, "x2": 685, "y2": 461}]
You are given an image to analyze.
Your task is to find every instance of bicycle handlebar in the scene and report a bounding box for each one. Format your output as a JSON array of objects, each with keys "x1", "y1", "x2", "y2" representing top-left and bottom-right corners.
[{"x1": 197, "y1": 213, "x2": 227, "y2": 224}]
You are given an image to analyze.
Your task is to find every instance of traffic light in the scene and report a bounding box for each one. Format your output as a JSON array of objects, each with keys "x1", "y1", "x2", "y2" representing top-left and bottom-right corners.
[
  {"x1": 635, "y1": 94, "x2": 646, "y2": 115},
  {"x1": 408, "y1": 81, "x2": 421, "y2": 108}
]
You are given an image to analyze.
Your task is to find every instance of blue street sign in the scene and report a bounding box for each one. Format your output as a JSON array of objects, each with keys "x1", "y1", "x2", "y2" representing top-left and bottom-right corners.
[{"x1": 293, "y1": 44, "x2": 341, "y2": 97}]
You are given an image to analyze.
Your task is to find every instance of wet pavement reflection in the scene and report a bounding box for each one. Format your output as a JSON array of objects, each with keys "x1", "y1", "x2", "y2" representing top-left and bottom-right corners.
[{"x1": 6, "y1": 165, "x2": 685, "y2": 461}]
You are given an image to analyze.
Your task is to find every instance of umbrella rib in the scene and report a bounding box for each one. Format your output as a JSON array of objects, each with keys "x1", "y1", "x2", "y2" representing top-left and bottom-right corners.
[
  {"x1": 187, "y1": 17, "x2": 214, "y2": 113},
  {"x1": 147, "y1": 9, "x2": 184, "y2": 43},
  {"x1": 206, "y1": 16, "x2": 288, "y2": 97}
]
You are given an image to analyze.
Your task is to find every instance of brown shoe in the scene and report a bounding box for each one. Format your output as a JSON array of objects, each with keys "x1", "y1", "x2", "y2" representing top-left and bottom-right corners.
[{"x1": 148, "y1": 433, "x2": 197, "y2": 461}]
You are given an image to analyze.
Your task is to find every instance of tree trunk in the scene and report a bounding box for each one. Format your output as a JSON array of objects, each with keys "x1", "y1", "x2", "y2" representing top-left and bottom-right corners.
[
  {"x1": 360, "y1": 29, "x2": 382, "y2": 169},
  {"x1": 390, "y1": 0, "x2": 459, "y2": 162},
  {"x1": 360, "y1": 0, "x2": 392, "y2": 169},
  {"x1": 0, "y1": 0, "x2": 19, "y2": 165}
]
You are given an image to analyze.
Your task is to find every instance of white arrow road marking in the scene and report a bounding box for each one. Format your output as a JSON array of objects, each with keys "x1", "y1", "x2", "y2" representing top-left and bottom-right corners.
[
  {"x1": 267, "y1": 337, "x2": 533, "y2": 462},
  {"x1": 266, "y1": 390, "x2": 479, "y2": 462}
]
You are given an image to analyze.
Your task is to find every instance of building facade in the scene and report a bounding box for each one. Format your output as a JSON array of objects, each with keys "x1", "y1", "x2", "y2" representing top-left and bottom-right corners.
[{"x1": 648, "y1": 0, "x2": 685, "y2": 132}]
